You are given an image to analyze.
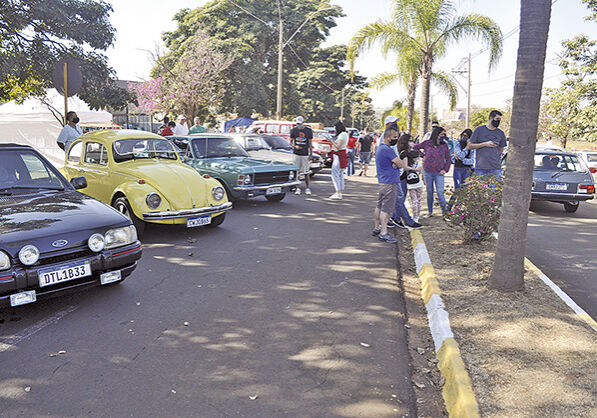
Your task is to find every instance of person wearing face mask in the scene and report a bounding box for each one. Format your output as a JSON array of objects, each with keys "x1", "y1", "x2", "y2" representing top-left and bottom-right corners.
[
  {"x1": 466, "y1": 110, "x2": 507, "y2": 177},
  {"x1": 413, "y1": 126, "x2": 451, "y2": 217},
  {"x1": 452, "y1": 128, "x2": 475, "y2": 189},
  {"x1": 57, "y1": 111, "x2": 83, "y2": 152}
]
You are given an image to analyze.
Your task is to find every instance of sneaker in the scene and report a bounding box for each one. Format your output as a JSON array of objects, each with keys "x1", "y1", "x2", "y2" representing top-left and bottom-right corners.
[
  {"x1": 372, "y1": 229, "x2": 381, "y2": 236},
  {"x1": 386, "y1": 221, "x2": 395, "y2": 229},
  {"x1": 330, "y1": 193, "x2": 342, "y2": 200},
  {"x1": 407, "y1": 222, "x2": 423, "y2": 229},
  {"x1": 390, "y1": 217, "x2": 406, "y2": 228},
  {"x1": 305, "y1": 188, "x2": 312, "y2": 195},
  {"x1": 378, "y1": 233, "x2": 397, "y2": 243},
  {"x1": 422, "y1": 213, "x2": 433, "y2": 218},
  {"x1": 295, "y1": 188, "x2": 302, "y2": 195}
]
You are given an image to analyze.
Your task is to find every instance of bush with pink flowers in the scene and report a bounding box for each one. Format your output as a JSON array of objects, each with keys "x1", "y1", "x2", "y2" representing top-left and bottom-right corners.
[{"x1": 444, "y1": 174, "x2": 503, "y2": 243}]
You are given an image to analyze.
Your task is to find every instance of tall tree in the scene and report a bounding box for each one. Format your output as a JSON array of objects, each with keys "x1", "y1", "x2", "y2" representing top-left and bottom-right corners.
[
  {"x1": 489, "y1": 0, "x2": 552, "y2": 291},
  {"x1": 347, "y1": 0, "x2": 502, "y2": 135},
  {"x1": 161, "y1": 0, "x2": 343, "y2": 118},
  {"x1": 0, "y1": 0, "x2": 132, "y2": 110}
]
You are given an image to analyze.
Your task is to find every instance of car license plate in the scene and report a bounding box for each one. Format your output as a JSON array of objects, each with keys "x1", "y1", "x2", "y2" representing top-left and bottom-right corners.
[
  {"x1": 38, "y1": 260, "x2": 92, "y2": 288},
  {"x1": 187, "y1": 216, "x2": 211, "y2": 228},
  {"x1": 546, "y1": 183, "x2": 568, "y2": 191},
  {"x1": 266, "y1": 187, "x2": 282, "y2": 195}
]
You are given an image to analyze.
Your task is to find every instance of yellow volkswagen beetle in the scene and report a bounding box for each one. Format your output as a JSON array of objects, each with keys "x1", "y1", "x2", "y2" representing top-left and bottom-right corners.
[{"x1": 61, "y1": 130, "x2": 232, "y2": 235}]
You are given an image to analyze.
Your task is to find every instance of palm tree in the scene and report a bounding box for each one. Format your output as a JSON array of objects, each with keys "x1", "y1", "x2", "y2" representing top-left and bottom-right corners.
[
  {"x1": 347, "y1": 0, "x2": 502, "y2": 135},
  {"x1": 489, "y1": 1, "x2": 552, "y2": 291}
]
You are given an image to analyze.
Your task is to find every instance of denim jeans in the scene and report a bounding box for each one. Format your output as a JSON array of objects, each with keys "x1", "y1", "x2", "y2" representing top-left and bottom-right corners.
[
  {"x1": 346, "y1": 148, "x2": 356, "y2": 175},
  {"x1": 393, "y1": 179, "x2": 415, "y2": 225},
  {"x1": 331, "y1": 154, "x2": 344, "y2": 192},
  {"x1": 474, "y1": 168, "x2": 502, "y2": 178},
  {"x1": 423, "y1": 171, "x2": 446, "y2": 214},
  {"x1": 453, "y1": 166, "x2": 472, "y2": 189}
]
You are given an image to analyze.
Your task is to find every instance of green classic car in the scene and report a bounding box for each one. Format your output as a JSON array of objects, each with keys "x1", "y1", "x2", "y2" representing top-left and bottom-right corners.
[{"x1": 169, "y1": 135, "x2": 300, "y2": 202}]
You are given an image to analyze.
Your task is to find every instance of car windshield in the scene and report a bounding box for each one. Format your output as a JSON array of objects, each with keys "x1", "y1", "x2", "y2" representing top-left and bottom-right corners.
[
  {"x1": 315, "y1": 132, "x2": 332, "y2": 140},
  {"x1": 113, "y1": 138, "x2": 178, "y2": 161},
  {"x1": 0, "y1": 149, "x2": 67, "y2": 195},
  {"x1": 191, "y1": 137, "x2": 249, "y2": 158},
  {"x1": 534, "y1": 153, "x2": 585, "y2": 172},
  {"x1": 261, "y1": 135, "x2": 291, "y2": 150},
  {"x1": 241, "y1": 136, "x2": 269, "y2": 151}
]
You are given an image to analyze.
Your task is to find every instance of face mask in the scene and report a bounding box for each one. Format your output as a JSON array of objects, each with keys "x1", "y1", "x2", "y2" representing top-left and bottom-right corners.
[
  {"x1": 389, "y1": 138, "x2": 398, "y2": 146},
  {"x1": 491, "y1": 119, "x2": 501, "y2": 128},
  {"x1": 72, "y1": 117, "x2": 80, "y2": 124}
]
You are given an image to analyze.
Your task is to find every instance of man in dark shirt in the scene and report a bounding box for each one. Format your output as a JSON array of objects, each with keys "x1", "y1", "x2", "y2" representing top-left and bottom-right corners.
[
  {"x1": 289, "y1": 116, "x2": 313, "y2": 195},
  {"x1": 357, "y1": 129, "x2": 374, "y2": 176},
  {"x1": 467, "y1": 109, "x2": 507, "y2": 177}
]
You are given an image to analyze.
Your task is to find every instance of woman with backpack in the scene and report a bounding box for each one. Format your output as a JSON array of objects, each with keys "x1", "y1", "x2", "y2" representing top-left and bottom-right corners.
[
  {"x1": 452, "y1": 128, "x2": 475, "y2": 189},
  {"x1": 413, "y1": 126, "x2": 451, "y2": 217}
]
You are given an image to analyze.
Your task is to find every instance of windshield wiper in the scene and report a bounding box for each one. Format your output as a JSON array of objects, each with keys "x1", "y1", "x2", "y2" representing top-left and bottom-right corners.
[{"x1": 0, "y1": 185, "x2": 65, "y2": 193}]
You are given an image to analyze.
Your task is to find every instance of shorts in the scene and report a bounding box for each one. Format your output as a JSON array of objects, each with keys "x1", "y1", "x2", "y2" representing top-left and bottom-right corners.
[
  {"x1": 376, "y1": 183, "x2": 398, "y2": 214},
  {"x1": 359, "y1": 152, "x2": 372, "y2": 164},
  {"x1": 294, "y1": 155, "x2": 310, "y2": 175}
]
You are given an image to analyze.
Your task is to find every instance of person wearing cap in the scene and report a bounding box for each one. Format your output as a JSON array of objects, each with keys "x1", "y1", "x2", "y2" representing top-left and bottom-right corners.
[
  {"x1": 173, "y1": 115, "x2": 189, "y2": 136},
  {"x1": 290, "y1": 116, "x2": 313, "y2": 195}
]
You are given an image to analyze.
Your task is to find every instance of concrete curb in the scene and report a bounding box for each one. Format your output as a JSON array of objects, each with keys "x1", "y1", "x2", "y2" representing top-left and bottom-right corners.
[
  {"x1": 525, "y1": 258, "x2": 597, "y2": 332},
  {"x1": 410, "y1": 229, "x2": 480, "y2": 418}
]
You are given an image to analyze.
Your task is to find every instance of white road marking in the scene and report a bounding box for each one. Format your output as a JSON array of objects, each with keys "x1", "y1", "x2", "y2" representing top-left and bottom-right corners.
[{"x1": 0, "y1": 305, "x2": 78, "y2": 352}]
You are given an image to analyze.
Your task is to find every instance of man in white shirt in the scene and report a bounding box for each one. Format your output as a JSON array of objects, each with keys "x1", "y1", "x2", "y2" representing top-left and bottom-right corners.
[
  {"x1": 173, "y1": 115, "x2": 189, "y2": 135},
  {"x1": 56, "y1": 111, "x2": 83, "y2": 152}
]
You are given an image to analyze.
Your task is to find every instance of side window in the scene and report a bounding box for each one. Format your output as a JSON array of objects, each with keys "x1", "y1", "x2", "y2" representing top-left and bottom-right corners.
[
  {"x1": 192, "y1": 140, "x2": 207, "y2": 158},
  {"x1": 68, "y1": 141, "x2": 83, "y2": 163},
  {"x1": 85, "y1": 142, "x2": 108, "y2": 165},
  {"x1": 265, "y1": 124, "x2": 277, "y2": 134},
  {"x1": 280, "y1": 125, "x2": 291, "y2": 135}
]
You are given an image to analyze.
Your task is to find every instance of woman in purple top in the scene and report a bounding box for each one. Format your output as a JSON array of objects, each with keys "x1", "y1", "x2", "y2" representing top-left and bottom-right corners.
[{"x1": 413, "y1": 126, "x2": 451, "y2": 217}]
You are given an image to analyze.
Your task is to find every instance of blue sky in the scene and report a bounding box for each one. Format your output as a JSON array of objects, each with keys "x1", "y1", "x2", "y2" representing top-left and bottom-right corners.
[{"x1": 105, "y1": 0, "x2": 597, "y2": 114}]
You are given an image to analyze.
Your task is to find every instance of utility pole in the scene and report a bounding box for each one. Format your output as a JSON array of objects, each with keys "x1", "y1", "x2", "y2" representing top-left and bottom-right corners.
[
  {"x1": 340, "y1": 88, "x2": 345, "y2": 121},
  {"x1": 276, "y1": 17, "x2": 284, "y2": 120},
  {"x1": 466, "y1": 53, "x2": 472, "y2": 128}
]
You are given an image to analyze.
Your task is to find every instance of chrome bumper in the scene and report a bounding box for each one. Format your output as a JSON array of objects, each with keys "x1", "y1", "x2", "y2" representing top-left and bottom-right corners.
[
  {"x1": 143, "y1": 202, "x2": 233, "y2": 220},
  {"x1": 233, "y1": 180, "x2": 300, "y2": 191}
]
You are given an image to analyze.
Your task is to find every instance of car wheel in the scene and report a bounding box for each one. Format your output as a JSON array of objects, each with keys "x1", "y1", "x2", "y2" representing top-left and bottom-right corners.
[
  {"x1": 206, "y1": 213, "x2": 226, "y2": 227},
  {"x1": 113, "y1": 197, "x2": 146, "y2": 236},
  {"x1": 563, "y1": 201, "x2": 579, "y2": 213},
  {"x1": 266, "y1": 193, "x2": 286, "y2": 202}
]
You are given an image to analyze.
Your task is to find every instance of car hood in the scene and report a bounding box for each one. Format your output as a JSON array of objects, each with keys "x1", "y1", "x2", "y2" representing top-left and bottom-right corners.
[
  {"x1": 0, "y1": 191, "x2": 129, "y2": 257},
  {"x1": 114, "y1": 159, "x2": 209, "y2": 209},
  {"x1": 247, "y1": 150, "x2": 295, "y2": 165},
  {"x1": 188, "y1": 156, "x2": 296, "y2": 173}
]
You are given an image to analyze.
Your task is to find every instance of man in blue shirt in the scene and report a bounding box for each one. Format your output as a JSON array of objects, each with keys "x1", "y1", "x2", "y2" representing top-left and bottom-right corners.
[{"x1": 374, "y1": 128, "x2": 404, "y2": 243}]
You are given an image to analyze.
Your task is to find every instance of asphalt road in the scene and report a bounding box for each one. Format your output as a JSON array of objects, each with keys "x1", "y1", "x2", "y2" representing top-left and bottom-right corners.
[
  {"x1": 0, "y1": 173, "x2": 416, "y2": 417},
  {"x1": 526, "y1": 199, "x2": 597, "y2": 319}
]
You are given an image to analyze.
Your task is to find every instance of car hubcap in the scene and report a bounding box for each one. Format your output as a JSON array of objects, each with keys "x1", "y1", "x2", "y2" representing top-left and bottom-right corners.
[{"x1": 116, "y1": 202, "x2": 131, "y2": 219}]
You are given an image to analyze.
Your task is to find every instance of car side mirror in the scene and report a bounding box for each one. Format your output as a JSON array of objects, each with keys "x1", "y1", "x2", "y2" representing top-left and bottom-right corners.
[{"x1": 71, "y1": 176, "x2": 87, "y2": 190}]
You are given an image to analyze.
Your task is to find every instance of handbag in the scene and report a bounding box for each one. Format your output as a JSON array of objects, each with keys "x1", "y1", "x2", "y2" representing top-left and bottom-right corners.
[{"x1": 406, "y1": 170, "x2": 420, "y2": 184}]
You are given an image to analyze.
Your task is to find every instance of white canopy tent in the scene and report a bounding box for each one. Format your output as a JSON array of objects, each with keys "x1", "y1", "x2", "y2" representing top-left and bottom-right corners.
[{"x1": 0, "y1": 89, "x2": 112, "y2": 166}]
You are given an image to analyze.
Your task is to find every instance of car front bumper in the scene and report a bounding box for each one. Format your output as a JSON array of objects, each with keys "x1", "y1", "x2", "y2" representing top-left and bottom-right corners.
[
  {"x1": 531, "y1": 191, "x2": 595, "y2": 202},
  {"x1": 0, "y1": 242, "x2": 142, "y2": 307},
  {"x1": 142, "y1": 202, "x2": 232, "y2": 221},
  {"x1": 232, "y1": 180, "x2": 300, "y2": 198}
]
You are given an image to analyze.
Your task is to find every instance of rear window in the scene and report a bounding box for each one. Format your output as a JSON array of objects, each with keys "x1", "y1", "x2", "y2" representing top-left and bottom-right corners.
[
  {"x1": 534, "y1": 153, "x2": 584, "y2": 172},
  {"x1": 585, "y1": 153, "x2": 597, "y2": 162}
]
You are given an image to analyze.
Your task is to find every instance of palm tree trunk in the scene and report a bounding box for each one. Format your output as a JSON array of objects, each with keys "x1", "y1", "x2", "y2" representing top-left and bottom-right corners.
[
  {"x1": 489, "y1": 0, "x2": 552, "y2": 291},
  {"x1": 406, "y1": 74, "x2": 417, "y2": 134},
  {"x1": 418, "y1": 54, "x2": 433, "y2": 136}
]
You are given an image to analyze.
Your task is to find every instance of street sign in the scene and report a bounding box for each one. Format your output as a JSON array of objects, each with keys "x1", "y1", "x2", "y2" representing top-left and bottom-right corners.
[{"x1": 52, "y1": 58, "x2": 82, "y2": 97}]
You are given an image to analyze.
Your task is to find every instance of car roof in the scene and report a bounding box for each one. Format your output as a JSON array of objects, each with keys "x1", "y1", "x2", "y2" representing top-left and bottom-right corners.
[
  {"x1": 0, "y1": 143, "x2": 34, "y2": 150},
  {"x1": 79, "y1": 129, "x2": 164, "y2": 143},
  {"x1": 535, "y1": 149, "x2": 580, "y2": 156}
]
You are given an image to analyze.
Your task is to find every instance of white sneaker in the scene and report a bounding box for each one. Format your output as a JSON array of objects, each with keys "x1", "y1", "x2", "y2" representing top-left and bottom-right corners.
[
  {"x1": 305, "y1": 188, "x2": 312, "y2": 195},
  {"x1": 329, "y1": 193, "x2": 342, "y2": 200},
  {"x1": 295, "y1": 188, "x2": 302, "y2": 195}
]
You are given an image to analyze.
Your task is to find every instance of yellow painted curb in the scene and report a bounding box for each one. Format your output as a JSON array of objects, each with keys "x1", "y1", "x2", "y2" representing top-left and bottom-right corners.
[
  {"x1": 419, "y1": 263, "x2": 442, "y2": 305},
  {"x1": 411, "y1": 229, "x2": 426, "y2": 247},
  {"x1": 437, "y1": 338, "x2": 480, "y2": 418}
]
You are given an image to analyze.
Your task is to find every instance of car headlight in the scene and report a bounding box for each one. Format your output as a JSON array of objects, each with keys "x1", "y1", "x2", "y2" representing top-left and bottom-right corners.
[
  {"x1": 212, "y1": 186, "x2": 225, "y2": 201},
  {"x1": 146, "y1": 192, "x2": 162, "y2": 209},
  {"x1": 243, "y1": 175, "x2": 252, "y2": 185},
  {"x1": 289, "y1": 171, "x2": 295, "y2": 180},
  {"x1": 105, "y1": 226, "x2": 137, "y2": 250},
  {"x1": 88, "y1": 233, "x2": 105, "y2": 253},
  {"x1": 19, "y1": 245, "x2": 39, "y2": 266},
  {"x1": 0, "y1": 251, "x2": 11, "y2": 271}
]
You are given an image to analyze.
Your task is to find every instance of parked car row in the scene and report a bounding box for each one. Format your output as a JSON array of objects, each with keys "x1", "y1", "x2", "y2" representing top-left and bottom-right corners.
[{"x1": 0, "y1": 128, "x2": 312, "y2": 308}]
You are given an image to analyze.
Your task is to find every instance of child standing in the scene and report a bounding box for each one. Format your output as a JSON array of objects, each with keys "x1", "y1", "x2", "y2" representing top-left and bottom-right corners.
[{"x1": 406, "y1": 150, "x2": 424, "y2": 222}]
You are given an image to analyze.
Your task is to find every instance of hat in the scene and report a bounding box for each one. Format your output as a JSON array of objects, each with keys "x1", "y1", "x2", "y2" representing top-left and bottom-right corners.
[
  {"x1": 177, "y1": 115, "x2": 187, "y2": 121},
  {"x1": 384, "y1": 115, "x2": 399, "y2": 125},
  {"x1": 295, "y1": 116, "x2": 305, "y2": 124}
]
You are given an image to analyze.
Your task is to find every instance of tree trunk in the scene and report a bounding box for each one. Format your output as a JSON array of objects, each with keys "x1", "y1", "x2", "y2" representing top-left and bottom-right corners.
[
  {"x1": 418, "y1": 54, "x2": 433, "y2": 136},
  {"x1": 489, "y1": 0, "x2": 552, "y2": 291},
  {"x1": 560, "y1": 136, "x2": 567, "y2": 149},
  {"x1": 406, "y1": 74, "x2": 417, "y2": 134}
]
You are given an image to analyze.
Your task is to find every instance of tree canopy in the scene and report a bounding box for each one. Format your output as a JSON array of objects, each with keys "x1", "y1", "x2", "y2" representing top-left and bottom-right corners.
[{"x1": 0, "y1": 0, "x2": 133, "y2": 110}]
